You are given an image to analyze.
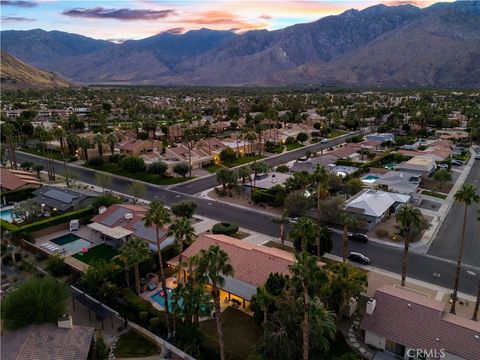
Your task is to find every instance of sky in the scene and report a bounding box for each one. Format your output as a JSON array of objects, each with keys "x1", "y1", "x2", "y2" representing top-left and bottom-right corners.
[{"x1": 0, "y1": 0, "x2": 452, "y2": 42}]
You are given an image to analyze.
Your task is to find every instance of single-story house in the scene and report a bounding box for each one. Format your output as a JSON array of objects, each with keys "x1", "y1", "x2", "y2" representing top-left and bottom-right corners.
[
  {"x1": 0, "y1": 168, "x2": 41, "y2": 192},
  {"x1": 168, "y1": 234, "x2": 300, "y2": 310},
  {"x1": 375, "y1": 171, "x2": 421, "y2": 196},
  {"x1": 119, "y1": 139, "x2": 162, "y2": 157},
  {"x1": 329, "y1": 146, "x2": 359, "y2": 160},
  {"x1": 32, "y1": 186, "x2": 96, "y2": 213},
  {"x1": 290, "y1": 154, "x2": 339, "y2": 174},
  {"x1": 396, "y1": 156, "x2": 436, "y2": 178},
  {"x1": 328, "y1": 164, "x2": 358, "y2": 178},
  {"x1": 343, "y1": 189, "x2": 410, "y2": 230},
  {"x1": 1, "y1": 320, "x2": 94, "y2": 360},
  {"x1": 89, "y1": 204, "x2": 170, "y2": 250},
  {"x1": 244, "y1": 171, "x2": 292, "y2": 193},
  {"x1": 163, "y1": 144, "x2": 213, "y2": 170},
  {"x1": 361, "y1": 285, "x2": 480, "y2": 360},
  {"x1": 366, "y1": 133, "x2": 395, "y2": 143}
]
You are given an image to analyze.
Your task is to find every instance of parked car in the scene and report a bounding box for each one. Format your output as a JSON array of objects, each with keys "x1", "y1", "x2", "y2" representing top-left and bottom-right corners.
[
  {"x1": 320, "y1": 138, "x2": 328, "y2": 143},
  {"x1": 437, "y1": 163, "x2": 449, "y2": 169},
  {"x1": 348, "y1": 252, "x2": 371, "y2": 265},
  {"x1": 475, "y1": 154, "x2": 480, "y2": 160},
  {"x1": 348, "y1": 233, "x2": 369, "y2": 243},
  {"x1": 451, "y1": 160, "x2": 463, "y2": 166}
]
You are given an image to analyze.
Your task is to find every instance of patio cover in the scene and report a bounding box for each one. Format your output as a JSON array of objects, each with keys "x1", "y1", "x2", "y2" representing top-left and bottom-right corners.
[{"x1": 87, "y1": 222, "x2": 132, "y2": 239}]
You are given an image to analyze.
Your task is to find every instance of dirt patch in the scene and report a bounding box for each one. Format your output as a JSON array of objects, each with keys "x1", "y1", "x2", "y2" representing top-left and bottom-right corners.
[
  {"x1": 421, "y1": 178, "x2": 453, "y2": 193},
  {"x1": 207, "y1": 189, "x2": 282, "y2": 215}
]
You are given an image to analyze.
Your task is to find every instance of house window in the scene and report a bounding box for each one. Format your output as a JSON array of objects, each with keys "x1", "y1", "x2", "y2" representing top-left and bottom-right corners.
[{"x1": 385, "y1": 339, "x2": 405, "y2": 357}]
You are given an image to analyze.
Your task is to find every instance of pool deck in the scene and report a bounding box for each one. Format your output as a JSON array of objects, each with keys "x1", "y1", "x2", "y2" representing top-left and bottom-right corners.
[{"x1": 35, "y1": 226, "x2": 104, "y2": 257}]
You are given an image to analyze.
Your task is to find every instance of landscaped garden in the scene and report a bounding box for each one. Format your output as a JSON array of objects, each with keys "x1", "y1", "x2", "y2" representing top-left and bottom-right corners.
[
  {"x1": 222, "y1": 154, "x2": 264, "y2": 168},
  {"x1": 73, "y1": 243, "x2": 118, "y2": 264},
  {"x1": 113, "y1": 330, "x2": 160, "y2": 357}
]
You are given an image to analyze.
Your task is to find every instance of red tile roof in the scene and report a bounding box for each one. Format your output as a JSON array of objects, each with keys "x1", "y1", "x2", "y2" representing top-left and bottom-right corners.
[
  {"x1": 329, "y1": 146, "x2": 359, "y2": 159},
  {"x1": 361, "y1": 285, "x2": 480, "y2": 360},
  {"x1": 169, "y1": 234, "x2": 296, "y2": 287},
  {"x1": 0, "y1": 168, "x2": 41, "y2": 191}
]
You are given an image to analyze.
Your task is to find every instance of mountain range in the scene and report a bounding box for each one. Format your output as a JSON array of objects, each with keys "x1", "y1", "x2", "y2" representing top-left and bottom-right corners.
[
  {"x1": 1, "y1": 1, "x2": 479, "y2": 87},
  {"x1": 0, "y1": 51, "x2": 70, "y2": 89}
]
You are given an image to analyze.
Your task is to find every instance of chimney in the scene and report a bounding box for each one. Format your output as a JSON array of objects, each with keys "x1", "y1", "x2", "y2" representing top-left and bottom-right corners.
[
  {"x1": 57, "y1": 314, "x2": 73, "y2": 329},
  {"x1": 366, "y1": 298, "x2": 376, "y2": 315},
  {"x1": 98, "y1": 206, "x2": 107, "y2": 214}
]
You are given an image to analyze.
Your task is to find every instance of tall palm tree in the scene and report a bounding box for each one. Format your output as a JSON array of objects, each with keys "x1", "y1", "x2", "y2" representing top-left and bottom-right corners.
[
  {"x1": 118, "y1": 236, "x2": 151, "y2": 295},
  {"x1": 195, "y1": 245, "x2": 234, "y2": 360},
  {"x1": 311, "y1": 165, "x2": 330, "y2": 257},
  {"x1": 290, "y1": 251, "x2": 327, "y2": 360},
  {"x1": 253, "y1": 285, "x2": 274, "y2": 326},
  {"x1": 341, "y1": 213, "x2": 357, "y2": 262},
  {"x1": 245, "y1": 130, "x2": 257, "y2": 155},
  {"x1": 168, "y1": 217, "x2": 196, "y2": 283},
  {"x1": 78, "y1": 137, "x2": 90, "y2": 161},
  {"x1": 144, "y1": 200, "x2": 172, "y2": 335},
  {"x1": 114, "y1": 251, "x2": 131, "y2": 289},
  {"x1": 395, "y1": 205, "x2": 422, "y2": 287},
  {"x1": 289, "y1": 217, "x2": 320, "y2": 252},
  {"x1": 106, "y1": 133, "x2": 117, "y2": 156},
  {"x1": 94, "y1": 133, "x2": 104, "y2": 158},
  {"x1": 451, "y1": 184, "x2": 479, "y2": 314},
  {"x1": 272, "y1": 209, "x2": 288, "y2": 246}
]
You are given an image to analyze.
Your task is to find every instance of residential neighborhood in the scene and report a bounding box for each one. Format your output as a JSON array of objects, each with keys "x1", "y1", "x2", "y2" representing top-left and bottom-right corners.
[{"x1": 1, "y1": 80, "x2": 480, "y2": 359}]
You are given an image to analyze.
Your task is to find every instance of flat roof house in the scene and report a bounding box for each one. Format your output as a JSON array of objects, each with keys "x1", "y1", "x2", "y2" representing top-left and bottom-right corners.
[
  {"x1": 168, "y1": 234, "x2": 299, "y2": 310},
  {"x1": 361, "y1": 285, "x2": 480, "y2": 360},
  {"x1": 396, "y1": 156, "x2": 436, "y2": 178},
  {"x1": 366, "y1": 133, "x2": 395, "y2": 143},
  {"x1": 244, "y1": 172, "x2": 292, "y2": 193},
  {"x1": 375, "y1": 171, "x2": 421, "y2": 196},
  {"x1": 32, "y1": 186, "x2": 97, "y2": 213},
  {"x1": 343, "y1": 189, "x2": 410, "y2": 230},
  {"x1": 290, "y1": 154, "x2": 339, "y2": 174}
]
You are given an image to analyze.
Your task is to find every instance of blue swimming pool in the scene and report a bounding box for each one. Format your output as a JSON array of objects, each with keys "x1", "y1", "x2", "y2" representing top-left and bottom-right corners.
[
  {"x1": 50, "y1": 233, "x2": 93, "y2": 254},
  {"x1": 362, "y1": 175, "x2": 380, "y2": 183},
  {"x1": 150, "y1": 288, "x2": 179, "y2": 311},
  {"x1": 0, "y1": 208, "x2": 14, "y2": 222}
]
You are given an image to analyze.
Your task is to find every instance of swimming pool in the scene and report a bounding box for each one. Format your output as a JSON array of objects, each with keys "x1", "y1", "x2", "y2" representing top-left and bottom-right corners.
[
  {"x1": 362, "y1": 175, "x2": 380, "y2": 184},
  {"x1": 0, "y1": 208, "x2": 14, "y2": 222},
  {"x1": 50, "y1": 233, "x2": 93, "y2": 254},
  {"x1": 150, "y1": 288, "x2": 179, "y2": 311}
]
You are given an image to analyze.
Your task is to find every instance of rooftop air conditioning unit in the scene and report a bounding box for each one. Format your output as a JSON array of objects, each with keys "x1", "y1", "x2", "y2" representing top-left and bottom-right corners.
[
  {"x1": 124, "y1": 213, "x2": 134, "y2": 220},
  {"x1": 98, "y1": 206, "x2": 107, "y2": 214}
]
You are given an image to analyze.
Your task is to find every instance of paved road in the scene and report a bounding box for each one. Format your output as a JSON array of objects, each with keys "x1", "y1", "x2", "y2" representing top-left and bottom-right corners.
[
  {"x1": 171, "y1": 131, "x2": 361, "y2": 195},
  {"x1": 15, "y1": 151, "x2": 479, "y2": 295},
  {"x1": 428, "y1": 159, "x2": 480, "y2": 268}
]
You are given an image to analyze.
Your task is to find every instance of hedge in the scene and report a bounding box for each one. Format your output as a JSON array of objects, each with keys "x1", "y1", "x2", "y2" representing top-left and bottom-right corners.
[
  {"x1": 251, "y1": 190, "x2": 277, "y2": 205},
  {"x1": 0, "y1": 207, "x2": 94, "y2": 235},
  {"x1": 212, "y1": 222, "x2": 239, "y2": 236}
]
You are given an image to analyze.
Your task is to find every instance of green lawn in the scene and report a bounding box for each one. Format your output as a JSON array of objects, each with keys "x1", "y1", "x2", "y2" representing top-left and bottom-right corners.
[
  {"x1": 20, "y1": 147, "x2": 66, "y2": 161},
  {"x1": 203, "y1": 163, "x2": 224, "y2": 173},
  {"x1": 72, "y1": 243, "x2": 118, "y2": 264},
  {"x1": 222, "y1": 155, "x2": 264, "y2": 168},
  {"x1": 199, "y1": 307, "x2": 261, "y2": 360},
  {"x1": 327, "y1": 130, "x2": 347, "y2": 139},
  {"x1": 113, "y1": 330, "x2": 160, "y2": 358},
  {"x1": 85, "y1": 163, "x2": 194, "y2": 185},
  {"x1": 285, "y1": 143, "x2": 303, "y2": 151},
  {"x1": 453, "y1": 152, "x2": 471, "y2": 161},
  {"x1": 272, "y1": 145, "x2": 285, "y2": 154}
]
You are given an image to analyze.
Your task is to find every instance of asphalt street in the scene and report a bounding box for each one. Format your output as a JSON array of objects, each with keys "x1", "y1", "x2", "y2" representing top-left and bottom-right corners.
[
  {"x1": 171, "y1": 131, "x2": 361, "y2": 194},
  {"x1": 15, "y1": 150, "x2": 479, "y2": 295},
  {"x1": 428, "y1": 158, "x2": 480, "y2": 268}
]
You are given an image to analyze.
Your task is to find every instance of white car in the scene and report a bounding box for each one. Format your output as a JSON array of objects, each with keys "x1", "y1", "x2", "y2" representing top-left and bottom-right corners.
[
  {"x1": 475, "y1": 154, "x2": 480, "y2": 160},
  {"x1": 437, "y1": 163, "x2": 449, "y2": 169},
  {"x1": 320, "y1": 138, "x2": 328, "y2": 143}
]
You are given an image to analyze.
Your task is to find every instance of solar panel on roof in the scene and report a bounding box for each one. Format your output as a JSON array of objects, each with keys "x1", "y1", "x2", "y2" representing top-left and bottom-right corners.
[
  {"x1": 102, "y1": 208, "x2": 130, "y2": 226},
  {"x1": 44, "y1": 189, "x2": 76, "y2": 203},
  {"x1": 132, "y1": 222, "x2": 157, "y2": 242}
]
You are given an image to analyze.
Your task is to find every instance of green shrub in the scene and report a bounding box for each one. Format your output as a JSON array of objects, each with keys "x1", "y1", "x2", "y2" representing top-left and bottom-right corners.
[
  {"x1": 149, "y1": 317, "x2": 162, "y2": 332},
  {"x1": 161, "y1": 244, "x2": 180, "y2": 262},
  {"x1": 212, "y1": 222, "x2": 239, "y2": 235},
  {"x1": 121, "y1": 156, "x2": 145, "y2": 173},
  {"x1": 87, "y1": 157, "x2": 105, "y2": 167},
  {"x1": 46, "y1": 255, "x2": 68, "y2": 277},
  {"x1": 0, "y1": 188, "x2": 36, "y2": 203},
  {"x1": 138, "y1": 311, "x2": 149, "y2": 323},
  {"x1": 92, "y1": 194, "x2": 122, "y2": 210},
  {"x1": 0, "y1": 219, "x2": 20, "y2": 234},
  {"x1": 17, "y1": 208, "x2": 94, "y2": 234}
]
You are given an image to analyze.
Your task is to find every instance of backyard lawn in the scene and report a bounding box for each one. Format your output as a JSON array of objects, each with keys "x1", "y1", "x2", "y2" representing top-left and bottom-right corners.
[
  {"x1": 223, "y1": 155, "x2": 264, "y2": 168},
  {"x1": 73, "y1": 243, "x2": 118, "y2": 264},
  {"x1": 85, "y1": 163, "x2": 194, "y2": 185},
  {"x1": 113, "y1": 330, "x2": 160, "y2": 357},
  {"x1": 285, "y1": 142, "x2": 303, "y2": 151},
  {"x1": 199, "y1": 307, "x2": 261, "y2": 360},
  {"x1": 327, "y1": 130, "x2": 347, "y2": 138},
  {"x1": 203, "y1": 163, "x2": 224, "y2": 173}
]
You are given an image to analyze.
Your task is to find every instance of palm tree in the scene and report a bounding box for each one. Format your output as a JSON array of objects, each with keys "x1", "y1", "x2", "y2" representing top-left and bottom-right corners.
[
  {"x1": 253, "y1": 285, "x2": 274, "y2": 326},
  {"x1": 311, "y1": 165, "x2": 329, "y2": 257},
  {"x1": 114, "y1": 251, "x2": 131, "y2": 289},
  {"x1": 272, "y1": 209, "x2": 288, "y2": 246},
  {"x1": 290, "y1": 251, "x2": 328, "y2": 360},
  {"x1": 168, "y1": 217, "x2": 196, "y2": 283},
  {"x1": 106, "y1": 133, "x2": 117, "y2": 156},
  {"x1": 78, "y1": 137, "x2": 90, "y2": 161},
  {"x1": 144, "y1": 200, "x2": 172, "y2": 335},
  {"x1": 340, "y1": 213, "x2": 357, "y2": 262},
  {"x1": 395, "y1": 205, "x2": 422, "y2": 287},
  {"x1": 451, "y1": 184, "x2": 479, "y2": 314},
  {"x1": 94, "y1": 133, "x2": 104, "y2": 158},
  {"x1": 195, "y1": 245, "x2": 234, "y2": 360},
  {"x1": 245, "y1": 130, "x2": 257, "y2": 155},
  {"x1": 289, "y1": 217, "x2": 320, "y2": 252},
  {"x1": 118, "y1": 236, "x2": 151, "y2": 295}
]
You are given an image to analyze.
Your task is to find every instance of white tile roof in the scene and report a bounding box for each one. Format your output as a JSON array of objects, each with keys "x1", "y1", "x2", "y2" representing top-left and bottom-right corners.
[{"x1": 344, "y1": 189, "x2": 410, "y2": 217}]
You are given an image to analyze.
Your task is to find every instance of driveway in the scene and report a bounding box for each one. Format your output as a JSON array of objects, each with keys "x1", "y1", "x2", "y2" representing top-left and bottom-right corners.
[{"x1": 427, "y1": 159, "x2": 480, "y2": 268}]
